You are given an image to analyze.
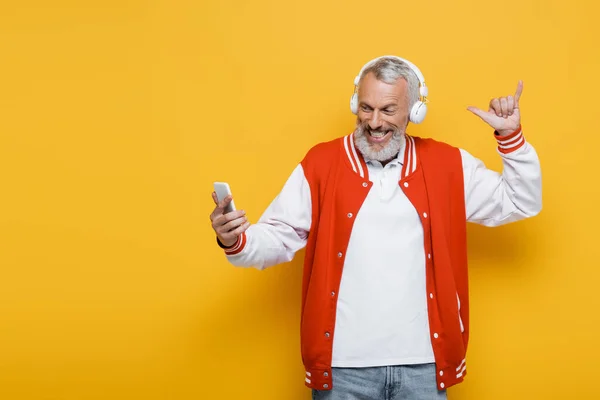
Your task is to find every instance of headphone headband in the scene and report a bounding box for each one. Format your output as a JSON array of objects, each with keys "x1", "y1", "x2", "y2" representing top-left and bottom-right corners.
[{"x1": 353, "y1": 55, "x2": 428, "y2": 97}]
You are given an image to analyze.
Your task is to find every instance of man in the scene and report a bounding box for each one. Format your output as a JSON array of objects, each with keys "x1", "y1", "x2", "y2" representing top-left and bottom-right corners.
[{"x1": 209, "y1": 56, "x2": 542, "y2": 400}]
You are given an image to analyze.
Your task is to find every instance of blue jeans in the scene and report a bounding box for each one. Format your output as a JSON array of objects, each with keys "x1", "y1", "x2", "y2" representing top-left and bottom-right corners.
[{"x1": 312, "y1": 364, "x2": 447, "y2": 400}]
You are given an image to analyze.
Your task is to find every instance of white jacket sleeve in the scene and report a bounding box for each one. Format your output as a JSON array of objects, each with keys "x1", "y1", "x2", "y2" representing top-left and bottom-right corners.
[
  {"x1": 461, "y1": 127, "x2": 542, "y2": 227},
  {"x1": 221, "y1": 164, "x2": 312, "y2": 269}
]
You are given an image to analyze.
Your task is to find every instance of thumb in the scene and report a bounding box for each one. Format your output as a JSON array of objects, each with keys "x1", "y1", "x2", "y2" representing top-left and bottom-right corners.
[{"x1": 467, "y1": 106, "x2": 493, "y2": 124}]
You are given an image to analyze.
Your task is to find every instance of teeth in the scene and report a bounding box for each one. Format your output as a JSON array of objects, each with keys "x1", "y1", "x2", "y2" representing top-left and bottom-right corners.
[{"x1": 370, "y1": 131, "x2": 385, "y2": 138}]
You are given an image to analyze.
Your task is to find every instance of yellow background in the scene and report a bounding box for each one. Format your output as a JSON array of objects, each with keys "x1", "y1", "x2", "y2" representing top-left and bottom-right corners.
[{"x1": 0, "y1": 0, "x2": 598, "y2": 399}]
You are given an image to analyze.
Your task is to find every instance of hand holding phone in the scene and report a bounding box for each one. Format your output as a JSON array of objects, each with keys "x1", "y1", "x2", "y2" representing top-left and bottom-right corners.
[{"x1": 210, "y1": 182, "x2": 250, "y2": 248}]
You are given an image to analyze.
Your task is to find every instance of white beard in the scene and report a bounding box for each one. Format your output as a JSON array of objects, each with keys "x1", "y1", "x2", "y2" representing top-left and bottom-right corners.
[{"x1": 354, "y1": 123, "x2": 404, "y2": 162}]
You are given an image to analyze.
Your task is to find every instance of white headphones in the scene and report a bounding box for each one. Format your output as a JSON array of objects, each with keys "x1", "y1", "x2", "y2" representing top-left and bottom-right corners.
[{"x1": 350, "y1": 55, "x2": 429, "y2": 124}]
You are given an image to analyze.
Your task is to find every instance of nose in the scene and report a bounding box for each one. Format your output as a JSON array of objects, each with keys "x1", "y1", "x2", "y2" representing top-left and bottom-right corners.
[{"x1": 368, "y1": 110, "x2": 382, "y2": 130}]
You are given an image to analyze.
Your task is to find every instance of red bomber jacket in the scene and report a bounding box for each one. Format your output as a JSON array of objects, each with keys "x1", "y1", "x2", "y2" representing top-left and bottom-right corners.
[
  {"x1": 222, "y1": 126, "x2": 539, "y2": 392},
  {"x1": 299, "y1": 134, "x2": 469, "y2": 392}
]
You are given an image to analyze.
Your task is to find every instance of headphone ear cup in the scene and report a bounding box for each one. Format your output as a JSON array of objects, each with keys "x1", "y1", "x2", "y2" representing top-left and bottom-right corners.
[
  {"x1": 350, "y1": 93, "x2": 358, "y2": 114},
  {"x1": 409, "y1": 102, "x2": 427, "y2": 124}
]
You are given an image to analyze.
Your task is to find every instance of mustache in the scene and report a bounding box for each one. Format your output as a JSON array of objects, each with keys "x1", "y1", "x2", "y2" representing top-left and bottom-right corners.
[
  {"x1": 356, "y1": 120, "x2": 392, "y2": 131},
  {"x1": 356, "y1": 120, "x2": 401, "y2": 136}
]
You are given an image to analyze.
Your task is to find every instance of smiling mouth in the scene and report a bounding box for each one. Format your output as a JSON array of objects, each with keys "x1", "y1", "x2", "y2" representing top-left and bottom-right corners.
[{"x1": 368, "y1": 129, "x2": 393, "y2": 142}]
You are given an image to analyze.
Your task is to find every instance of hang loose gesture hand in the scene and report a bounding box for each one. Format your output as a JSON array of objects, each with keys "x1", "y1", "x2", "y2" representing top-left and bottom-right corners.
[{"x1": 467, "y1": 81, "x2": 524, "y2": 137}]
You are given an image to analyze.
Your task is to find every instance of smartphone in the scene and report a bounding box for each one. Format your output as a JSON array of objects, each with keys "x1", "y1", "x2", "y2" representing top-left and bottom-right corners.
[{"x1": 213, "y1": 182, "x2": 236, "y2": 214}]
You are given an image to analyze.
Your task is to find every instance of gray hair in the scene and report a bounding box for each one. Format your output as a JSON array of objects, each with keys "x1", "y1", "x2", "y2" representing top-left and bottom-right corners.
[{"x1": 358, "y1": 57, "x2": 420, "y2": 110}]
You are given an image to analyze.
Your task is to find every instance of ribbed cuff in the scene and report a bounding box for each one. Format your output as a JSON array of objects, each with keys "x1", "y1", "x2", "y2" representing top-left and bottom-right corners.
[
  {"x1": 219, "y1": 232, "x2": 247, "y2": 256},
  {"x1": 495, "y1": 125, "x2": 525, "y2": 154},
  {"x1": 216, "y1": 237, "x2": 235, "y2": 249}
]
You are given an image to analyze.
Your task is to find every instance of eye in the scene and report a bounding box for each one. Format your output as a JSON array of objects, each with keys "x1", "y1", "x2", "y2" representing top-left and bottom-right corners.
[
  {"x1": 382, "y1": 109, "x2": 396, "y2": 115},
  {"x1": 360, "y1": 105, "x2": 373, "y2": 112}
]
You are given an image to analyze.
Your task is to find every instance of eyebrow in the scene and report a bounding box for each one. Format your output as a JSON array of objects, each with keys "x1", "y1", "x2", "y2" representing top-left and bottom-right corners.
[{"x1": 360, "y1": 102, "x2": 397, "y2": 109}]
